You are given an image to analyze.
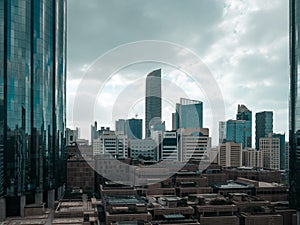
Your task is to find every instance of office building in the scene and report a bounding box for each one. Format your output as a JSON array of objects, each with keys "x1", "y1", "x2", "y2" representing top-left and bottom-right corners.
[
  {"x1": 129, "y1": 139, "x2": 157, "y2": 160},
  {"x1": 271, "y1": 133, "x2": 286, "y2": 170},
  {"x1": 255, "y1": 111, "x2": 273, "y2": 149},
  {"x1": 174, "y1": 98, "x2": 203, "y2": 130},
  {"x1": 218, "y1": 142, "x2": 242, "y2": 168},
  {"x1": 290, "y1": 0, "x2": 300, "y2": 213},
  {"x1": 93, "y1": 130, "x2": 128, "y2": 158},
  {"x1": 66, "y1": 128, "x2": 79, "y2": 146},
  {"x1": 177, "y1": 128, "x2": 210, "y2": 162},
  {"x1": 242, "y1": 148, "x2": 264, "y2": 168},
  {"x1": 236, "y1": 104, "x2": 252, "y2": 147},
  {"x1": 0, "y1": 0, "x2": 66, "y2": 220},
  {"x1": 260, "y1": 135, "x2": 280, "y2": 170},
  {"x1": 145, "y1": 69, "x2": 162, "y2": 138},
  {"x1": 285, "y1": 142, "x2": 290, "y2": 171},
  {"x1": 219, "y1": 121, "x2": 226, "y2": 144},
  {"x1": 116, "y1": 118, "x2": 142, "y2": 139},
  {"x1": 226, "y1": 120, "x2": 250, "y2": 148},
  {"x1": 91, "y1": 121, "x2": 98, "y2": 145},
  {"x1": 161, "y1": 131, "x2": 178, "y2": 161}
]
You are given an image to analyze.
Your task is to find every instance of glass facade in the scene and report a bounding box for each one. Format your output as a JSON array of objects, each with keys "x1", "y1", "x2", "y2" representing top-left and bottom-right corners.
[
  {"x1": 0, "y1": 0, "x2": 66, "y2": 216},
  {"x1": 255, "y1": 111, "x2": 273, "y2": 150},
  {"x1": 226, "y1": 120, "x2": 245, "y2": 148},
  {"x1": 289, "y1": 0, "x2": 300, "y2": 212},
  {"x1": 116, "y1": 118, "x2": 143, "y2": 139},
  {"x1": 175, "y1": 98, "x2": 203, "y2": 130},
  {"x1": 145, "y1": 69, "x2": 162, "y2": 138},
  {"x1": 236, "y1": 104, "x2": 252, "y2": 148}
]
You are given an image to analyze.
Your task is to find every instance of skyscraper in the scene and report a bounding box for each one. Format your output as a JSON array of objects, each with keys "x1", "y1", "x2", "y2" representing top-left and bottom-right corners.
[
  {"x1": 145, "y1": 69, "x2": 162, "y2": 138},
  {"x1": 0, "y1": 0, "x2": 66, "y2": 219},
  {"x1": 289, "y1": 0, "x2": 300, "y2": 215},
  {"x1": 255, "y1": 111, "x2": 273, "y2": 150},
  {"x1": 226, "y1": 119, "x2": 251, "y2": 149},
  {"x1": 174, "y1": 98, "x2": 203, "y2": 130},
  {"x1": 237, "y1": 104, "x2": 252, "y2": 147}
]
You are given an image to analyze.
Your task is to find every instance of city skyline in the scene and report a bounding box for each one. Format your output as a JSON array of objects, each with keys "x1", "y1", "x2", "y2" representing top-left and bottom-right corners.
[{"x1": 67, "y1": 1, "x2": 289, "y2": 145}]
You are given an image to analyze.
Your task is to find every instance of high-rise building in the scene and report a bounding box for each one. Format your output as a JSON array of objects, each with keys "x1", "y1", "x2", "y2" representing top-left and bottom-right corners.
[
  {"x1": 0, "y1": 0, "x2": 66, "y2": 219},
  {"x1": 218, "y1": 142, "x2": 242, "y2": 168},
  {"x1": 177, "y1": 128, "x2": 210, "y2": 162},
  {"x1": 91, "y1": 121, "x2": 98, "y2": 145},
  {"x1": 226, "y1": 120, "x2": 250, "y2": 148},
  {"x1": 145, "y1": 69, "x2": 162, "y2": 138},
  {"x1": 242, "y1": 148, "x2": 264, "y2": 168},
  {"x1": 161, "y1": 131, "x2": 178, "y2": 161},
  {"x1": 219, "y1": 121, "x2": 226, "y2": 144},
  {"x1": 260, "y1": 135, "x2": 280, "y2": 170},
  {"x1": 255, "y1": 111, "x2": 273, "y2": 150},
  {"x1": 236, "y1": 104, "x2": 252, "y2": 147},
  {"x1": 289, "y1": 0, "x2": 300, "y2": 213},
  {"x1": 271, "y1": 133, "x2": 286, "y2": 170},
  {"x1": 174, "y1": 98, "x2": 203, "y2": 130},
  {"x1": 93, "y1": 130, "x2": 128, "y2": 158},
  {"x1": 116, "y1": 118, "x2": 142, "y2": 139}
]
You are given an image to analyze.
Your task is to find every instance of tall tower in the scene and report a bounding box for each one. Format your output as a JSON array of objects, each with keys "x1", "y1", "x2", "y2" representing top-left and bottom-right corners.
[
  {"x1": 255, "y1": 111, "x2": 273, "y2": 150},
  {"x1": 236, "y1": 104, "x2": 252, "y2": 148},
  {"x1": 145, "y1": 69, "x2": 162, "y2": 138},
  {"x1": 289, "y1": 0, "x2": 300, "y2": 217},
  {"x1": 0, "y1": 0, "x2": 67, "y2": 219}
]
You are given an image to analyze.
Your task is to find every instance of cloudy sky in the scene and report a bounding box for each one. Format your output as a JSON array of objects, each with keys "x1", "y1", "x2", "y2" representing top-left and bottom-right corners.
[{"x1": 67, "y1": 0, "x2": 289, "y2": 146}]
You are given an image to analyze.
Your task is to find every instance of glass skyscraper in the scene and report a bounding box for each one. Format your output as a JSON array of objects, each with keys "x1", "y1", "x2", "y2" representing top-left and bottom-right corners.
[
  {"x1": 145, "y1": 69, "x2": 162, "y2": 138},
  {"x1": 255, "y1": 111, "x2": 273, "y2": 150},
  {"x1": 0, "y1": 0, "x2": 66, "y2": 219},
  {"x1": 224, "y1": 104, "x2": 252, "y2": 149},
  {"x1": 289, "y1": 0, "x2": 300, "y2": 214},
  {"x1": 236, "y1": 104, "x2": 252, "y2": 148},
  {"x1": 174, "y1": 98, "x2": 203, "y2": 130}
]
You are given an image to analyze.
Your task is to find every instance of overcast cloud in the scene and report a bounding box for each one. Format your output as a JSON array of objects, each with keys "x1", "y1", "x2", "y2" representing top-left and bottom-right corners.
[{"x1": 67, "y1": 0, "x2": 289, "y2": 146}]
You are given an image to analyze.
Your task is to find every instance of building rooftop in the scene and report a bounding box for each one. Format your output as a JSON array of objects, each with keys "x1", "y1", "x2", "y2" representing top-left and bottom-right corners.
[{"x1": 104, "y1": 195, "x2": 145, "y2": 206}]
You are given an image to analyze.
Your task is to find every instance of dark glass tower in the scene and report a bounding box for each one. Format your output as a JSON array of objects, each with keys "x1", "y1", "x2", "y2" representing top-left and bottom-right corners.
[
  {"x1": 255, "y1": 111, "x2": 273, "y2": 150},
  {"x1": 0, "y1": 0, "x2": 66, "y2": 219},
  {"x1": 290, "y1": 0, "x2": 300, "y2": 213},
  {"x1": 145, "y1": 69, "x2": 162, "y2": 138}
]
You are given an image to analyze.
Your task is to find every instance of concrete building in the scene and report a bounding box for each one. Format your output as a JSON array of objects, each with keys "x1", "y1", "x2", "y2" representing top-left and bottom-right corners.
[
  {"x1": 260, "y1": 135, "x2": 280, "y2": 170},
  {"x1": 129, "y1": 139, "x2": 157, "y2": 160},
  {"x1": 102, "y1": 195, "x2": 152, "y2": 225},
  {"x1": 218, "y1": 142, "x2": 242, "y2": 168},
  {"x1": 93, "y1": 130, "x2": 128, "y2": 158},
  {"x1": 242, "y1": 148, "x2": 264, "y2": 168},
  {"x1": 177, "y1": 128, "x2": 210, "y2": 162}
]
